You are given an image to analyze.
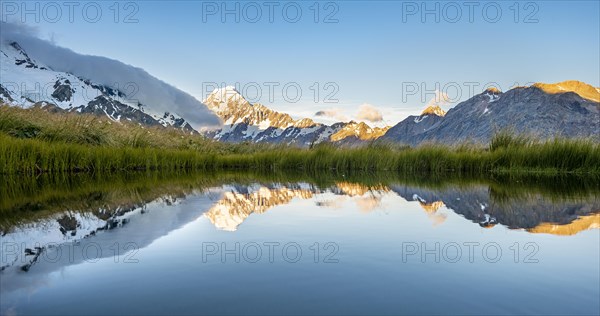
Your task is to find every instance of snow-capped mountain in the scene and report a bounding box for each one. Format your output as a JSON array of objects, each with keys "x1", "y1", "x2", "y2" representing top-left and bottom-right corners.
[
  {"x1": 203, "y1": 86, "x2": 390, "y2": 146},
  {"x1": 381, "y1": 81, "x2": 600, "y2": 145},
  {"x1": 0, "y1": 41, "x2": 200, "y2": 131},
  {"x1": 0, "y1": 22, "x2": 220, "y2": 132}
]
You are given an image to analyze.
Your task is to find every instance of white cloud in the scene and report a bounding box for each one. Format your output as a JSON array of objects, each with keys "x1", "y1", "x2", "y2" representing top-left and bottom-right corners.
[
  {"x1": 425, "y1": 90, "x2": 451, "y2": 108},
  {"x1": 355, "y1": 103, "x2": 383, "y2": 122},
  {"x1": 314, "y1": 108, "x2": 348, "y2": 121}
]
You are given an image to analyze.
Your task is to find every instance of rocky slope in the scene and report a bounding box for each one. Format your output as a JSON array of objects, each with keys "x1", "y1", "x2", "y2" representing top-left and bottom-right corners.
[
  {"x1": 203, "y1": 86, "x2": 389, "y2": 146},
  {"x1": 381, "y1": 82, "x2": 600, "y2": 146},
  {"x1": 382, "y1": 104, "x2": 447, "y2": 144}
]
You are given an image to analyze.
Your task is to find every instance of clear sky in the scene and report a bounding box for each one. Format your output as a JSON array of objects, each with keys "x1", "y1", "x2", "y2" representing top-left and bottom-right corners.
[{"x1": 2, "y1": 0, "x2": 599, "y2": 125}]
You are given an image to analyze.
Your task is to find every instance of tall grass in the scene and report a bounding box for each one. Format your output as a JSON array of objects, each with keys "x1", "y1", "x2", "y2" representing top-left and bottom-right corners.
[{"x1": 1, "y1": 105, "x2": 599, "y2": 175}]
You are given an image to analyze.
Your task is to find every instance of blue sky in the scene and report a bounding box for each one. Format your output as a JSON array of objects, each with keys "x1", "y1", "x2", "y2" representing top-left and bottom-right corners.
[{"x1": 2, "y1": 0, "x2": 599, "y2": 125}]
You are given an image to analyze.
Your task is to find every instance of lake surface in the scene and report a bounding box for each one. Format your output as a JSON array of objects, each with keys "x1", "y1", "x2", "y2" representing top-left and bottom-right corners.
[{"x1": 1, "y1": 172, "x2": 599, "y2": 315}]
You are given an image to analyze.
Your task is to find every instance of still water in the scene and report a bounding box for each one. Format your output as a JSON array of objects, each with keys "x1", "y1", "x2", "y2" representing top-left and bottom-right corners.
[{"x1": 1, "y1": 173, "x2": 599, "y2": 315}]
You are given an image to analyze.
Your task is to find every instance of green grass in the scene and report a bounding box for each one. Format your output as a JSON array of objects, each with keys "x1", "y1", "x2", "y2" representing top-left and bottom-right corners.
[{"x1": 1, "y1": 105, "x2": 599, "y2": 175}]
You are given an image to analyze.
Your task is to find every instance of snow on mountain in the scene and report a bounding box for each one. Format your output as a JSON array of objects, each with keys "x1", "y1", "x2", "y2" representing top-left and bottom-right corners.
[
  {"x1": 0, "y1": 21, "x2": 220, "y2": 131},
  {"x1": 204, "y1": 86, "x2": 297, "y2": 137},
  {"x1": 203, "y1": 86, "x2": 389, "y2": 146},
  {"x1": 329, "y1": 121, "x2": 390, "y2": 141}
]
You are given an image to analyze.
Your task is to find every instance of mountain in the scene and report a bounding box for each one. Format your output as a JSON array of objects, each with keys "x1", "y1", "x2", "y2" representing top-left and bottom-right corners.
[
  {"x1": 421, "y1": 104, "x2": 446, "y2": 117},
  {"x1": 381, "y1": 82, "x2": 600, "y2": 146},
  {"x1": 0, "y1": 24, "x2": 220, "y2": 131},
  {"x1": 203, "y1": 86, "x2": 389, "y2": 146},
  {"x1": 382, "y1": 105, "x2": 447, "y2": 144},
  {"x1": 533, "y1": 81, "x2": 600, "y2": 103},
  {"x1": 0, "y1": 41, "x2": 194, "y2": 132}
]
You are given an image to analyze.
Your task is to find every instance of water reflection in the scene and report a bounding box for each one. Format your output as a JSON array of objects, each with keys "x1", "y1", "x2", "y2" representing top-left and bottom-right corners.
[
  {"x1": 203, "y1": 180, "x2": 600, "y2": 235},
  {"x1": 0, "y1": 193, "x2": 215, "y2": 293},
  {"x1": 205, "y1": 184, "x2": 316, "y2": 231},
  {"x1": 2, "y1": 174, "x2": 599, "y2": 254},
  {"x1": 0, "y1": 172, "x2": 599, "y2": 315}
]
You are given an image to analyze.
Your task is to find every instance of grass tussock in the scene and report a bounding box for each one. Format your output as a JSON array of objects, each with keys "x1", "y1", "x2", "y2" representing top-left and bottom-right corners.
[
  {"x1": 0, "y1": 105, "x2": 599, "y2": 176},
  {"x1": 0, "y1": 104, "x2": 269, "y2": 152}
]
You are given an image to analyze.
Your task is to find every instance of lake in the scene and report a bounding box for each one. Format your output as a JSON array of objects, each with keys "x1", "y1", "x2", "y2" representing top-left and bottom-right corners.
[{"x1": 1, "y1": 172, "x2": 599, "y2": 315}]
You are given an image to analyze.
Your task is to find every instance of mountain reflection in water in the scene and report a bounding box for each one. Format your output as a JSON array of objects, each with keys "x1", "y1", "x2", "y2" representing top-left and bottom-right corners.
[
  {"x1": 2, "y1": 173, "x2": 599, "y2": 254},
  {"x1": 204, "y1": 181, "x2": 599, "y2": 234},
  {"x1": 1, "y1": 172, "x2": 599, "y2": 315}
]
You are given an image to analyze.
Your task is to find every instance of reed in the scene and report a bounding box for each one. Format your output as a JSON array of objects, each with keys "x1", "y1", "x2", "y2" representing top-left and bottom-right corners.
[{"x1": 1, "y1": 105, "x2": 598, "y2": 176}]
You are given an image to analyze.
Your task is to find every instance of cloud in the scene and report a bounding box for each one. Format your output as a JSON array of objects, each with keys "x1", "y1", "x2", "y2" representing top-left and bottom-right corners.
[
  {"x1": 0, "y1": 21, "x2": 39, "y2": 37},
  {"x1": 355, "y1": 103, "x2": 383, "y2": 122},
  {"x1": 425, "y1": 90, "x2": 451, "y2": 108},
  {"x1": 0, "y1": 21, "x2": 221, "y2": 130},
  {"x1": 314, "y1": 108, "x2": 348, "y2": 121}
]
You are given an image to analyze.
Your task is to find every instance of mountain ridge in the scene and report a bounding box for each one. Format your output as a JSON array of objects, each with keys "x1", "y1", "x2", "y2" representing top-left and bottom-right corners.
[
  {"x1": 381, "y1": 81, "x2": 600, "y2": 146},
  {"x1": 203, "y1": 86, "x2": 390, "y2": 146}
]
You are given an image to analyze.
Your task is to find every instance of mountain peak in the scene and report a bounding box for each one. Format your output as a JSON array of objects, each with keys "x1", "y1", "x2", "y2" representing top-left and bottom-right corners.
[
  {"x1": 330, "y1": 121, "x2": 390, "y2": 141},
  {"x1": 202, "y1": 87, "x2": 389, "y2": 145},
  {"x1": 484, "y1": 87, "x2": 502, "y2": 94},
  {"x1": 203, "y1": 85, "x2": 251, "y2": 115},
  {"x1": 205, "y1": 86, "x2": 245, "y2": 104},
  {"x1": 213, "y1": 85, "x2": 239, "y2": 94},
  {"x1": 421, "y1": 105, "x2": 446, "y2": 117},
  {"x1": 533, "y1": 80, "x2": 600, "y2": 102}
]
